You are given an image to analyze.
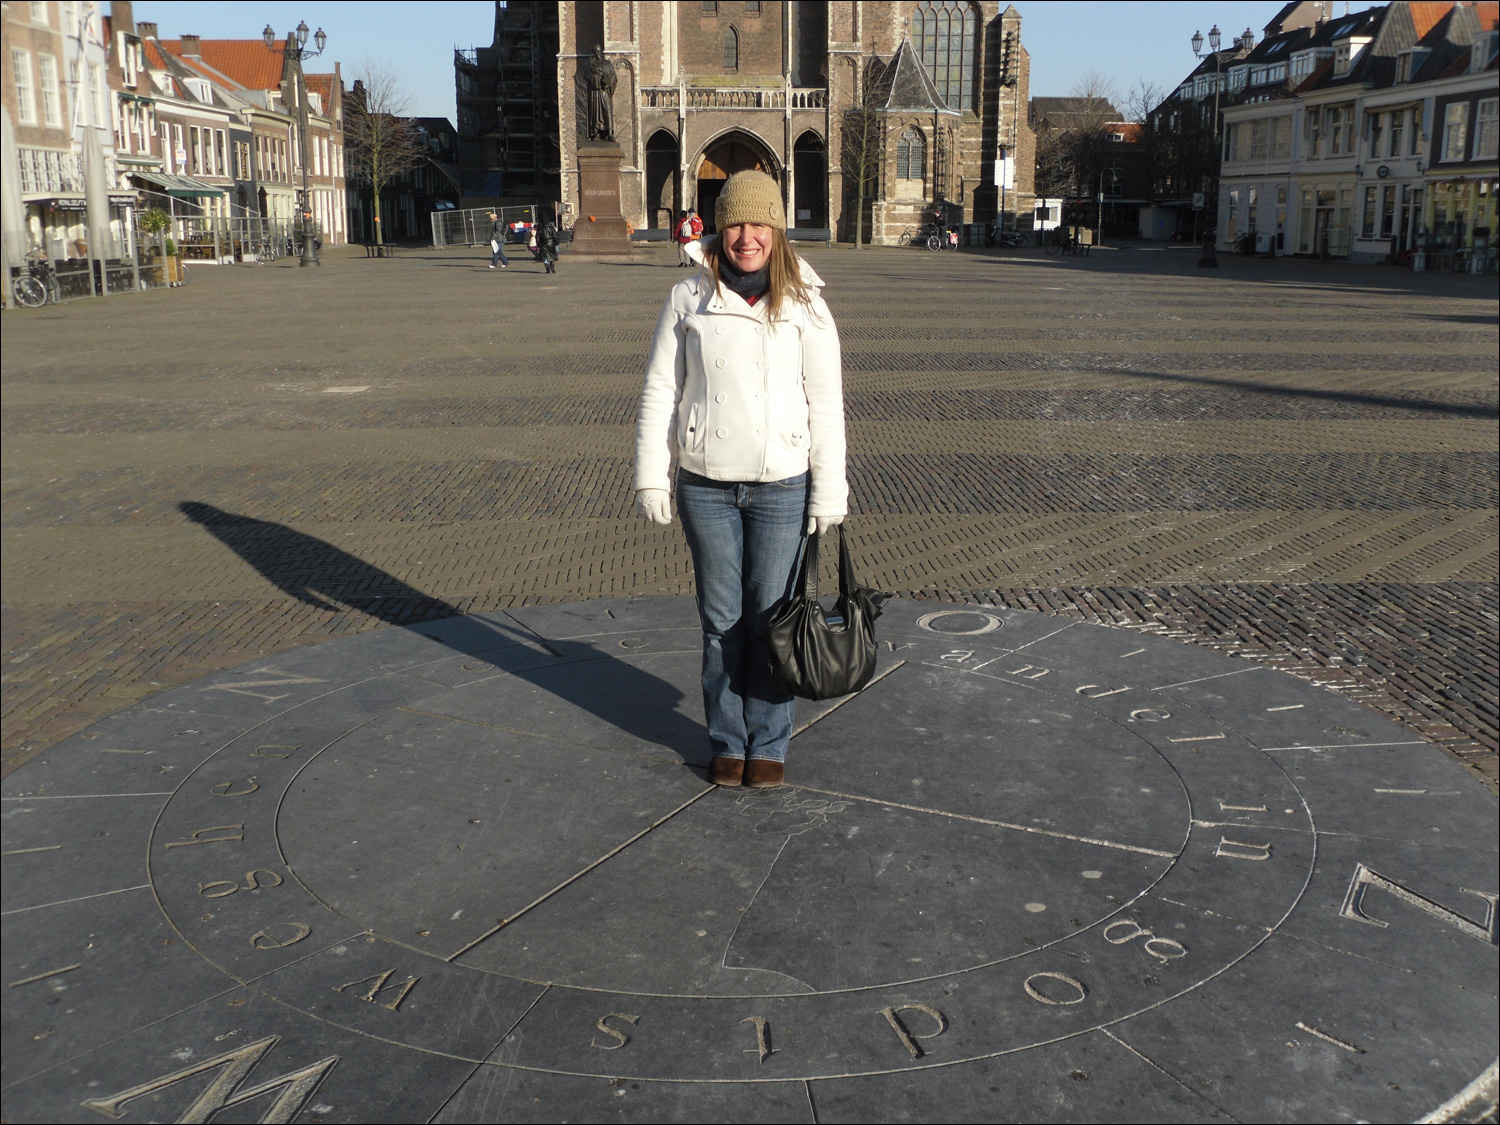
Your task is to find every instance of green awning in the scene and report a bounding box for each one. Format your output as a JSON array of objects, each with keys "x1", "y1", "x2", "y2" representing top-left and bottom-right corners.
[{"x1": 131, "y1": 171, "x2": 224, "y2": 198}]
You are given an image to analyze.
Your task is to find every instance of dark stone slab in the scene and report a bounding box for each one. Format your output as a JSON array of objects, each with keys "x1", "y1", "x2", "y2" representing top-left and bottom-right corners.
[
  {"x1": 1267, "y1": 742, "x2": 1500, "y2": 845},
  {"x1": 433, "y1": 1061, "x2": 814, "y2": 1124},
  {"x1": 0, "y1": 987, "x2": 474, "y2": 1124},
  {"x1": 808, "y1": 1031, "x2": 1231, "y2": 1122},
  {"x1": 1110, "y1": 934, "x2": 1499, "y2": 1124},
  {"x1": 278, "y1": 707, "x2": 709, "y2": 958},
  {"x1": 788, "y1": 659, "x2": 1190, "y2": 857},
  {"x1": 1, "y1": 793, "x2": 163, "y2": 913},
  {"x1": 1, "y1": 595, "x2": 1492, "y2": 1122},
  {"x1": 1, "y1": 711, "x2": 231, "y2": 799},
  {"x1": 0, "y1": 887, "x2": 233, "y2": 1089},
  {"x1": 1276, "y1": 832, "x2": 1499, "y2": 991}
]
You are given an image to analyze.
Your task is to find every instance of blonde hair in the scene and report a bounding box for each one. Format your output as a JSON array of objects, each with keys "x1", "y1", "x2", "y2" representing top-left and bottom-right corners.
[{"x1": 701, "y1": 228, "x2": 815, "y2": 322}]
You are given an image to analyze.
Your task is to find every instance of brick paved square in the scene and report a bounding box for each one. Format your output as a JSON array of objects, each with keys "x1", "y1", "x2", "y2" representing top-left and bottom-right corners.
[{"x1": 2, "y1": 242, "x2": 1496, "y2": 786}]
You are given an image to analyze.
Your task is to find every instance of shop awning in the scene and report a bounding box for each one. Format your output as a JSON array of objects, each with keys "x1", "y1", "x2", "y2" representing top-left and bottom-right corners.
[{"x1": 131, "y1": 172, "x2": 224, "y2": 198}]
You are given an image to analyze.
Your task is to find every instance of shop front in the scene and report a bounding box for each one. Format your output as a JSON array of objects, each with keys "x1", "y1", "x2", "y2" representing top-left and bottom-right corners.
[{"x1": 1423, "y1": 177, "x2": 1498, "y2": 272}]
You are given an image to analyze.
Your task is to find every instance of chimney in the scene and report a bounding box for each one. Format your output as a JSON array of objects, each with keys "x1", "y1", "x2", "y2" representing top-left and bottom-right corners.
[
  {"x1": 180, "y1": 34, "x2": 201, "y2": 55},
  {"x1": 111, "y1": 1, "x2": 135, "y2": 35},
  {"x1": 137, "y1": 20, "x2": 157, "y2": 39}
]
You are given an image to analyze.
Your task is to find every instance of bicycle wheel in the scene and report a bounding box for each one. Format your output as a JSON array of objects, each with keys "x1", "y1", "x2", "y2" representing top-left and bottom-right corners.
[
  {"x1": 179, "y1": 264, "x2": 192, "y2": 285},
  {"x1": 897, "y1": 231, "x2": 913, "y2": 247},
  {"x1": 1045, "y1": 235, "x2": 1061, "y2": 255},
  {"x1": 926, "y1": 233, "x2": 942, "y2": 252},
  {"x1": 13, "y1": 274, "x2": 47, "y2": 308}
]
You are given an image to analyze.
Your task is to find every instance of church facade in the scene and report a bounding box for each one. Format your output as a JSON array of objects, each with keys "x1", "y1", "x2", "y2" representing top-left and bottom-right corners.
[{"x1": 465, "y1": 2, "x2": 1035, "y2": 244}]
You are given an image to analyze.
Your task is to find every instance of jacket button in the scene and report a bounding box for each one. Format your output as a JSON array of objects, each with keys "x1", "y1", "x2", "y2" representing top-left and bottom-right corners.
[
  {"x1": 715, "y1": 393, "x2": 726, "y2": 403},
  {"x1": 715, "y1": 358, "x2": 725, "y2": 368},
  {"x1": 754, "y1": 392, "x2": 763, "y2": 400},
  {"x1": 715, "y1": 427, "x2": 727, "y2": 438},
  {"x1": 715, "y1": 325, "x2": 726, "y2": 335}
]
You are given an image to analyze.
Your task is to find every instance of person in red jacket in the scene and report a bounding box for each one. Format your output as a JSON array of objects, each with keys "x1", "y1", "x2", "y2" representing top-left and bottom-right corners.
[{"x1": 674, "y1": 210, "x2": 696, "y2": 268}]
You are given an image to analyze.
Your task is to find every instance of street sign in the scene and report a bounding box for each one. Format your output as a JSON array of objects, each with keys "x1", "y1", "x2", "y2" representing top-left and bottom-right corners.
[{"x1": 1192, "y1": 192, "x2": 1205, "y2": 210}]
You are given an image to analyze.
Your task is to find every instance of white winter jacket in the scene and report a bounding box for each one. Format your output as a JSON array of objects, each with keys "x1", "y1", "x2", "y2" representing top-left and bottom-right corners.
[{"x1": 634, "y1": 254, "x2": 848, "y2": 517}]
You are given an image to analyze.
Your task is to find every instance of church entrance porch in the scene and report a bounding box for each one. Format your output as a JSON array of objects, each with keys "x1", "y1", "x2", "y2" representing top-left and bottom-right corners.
[{"x1": 694, "y1": 132, "x2": 776, "y2": 232}]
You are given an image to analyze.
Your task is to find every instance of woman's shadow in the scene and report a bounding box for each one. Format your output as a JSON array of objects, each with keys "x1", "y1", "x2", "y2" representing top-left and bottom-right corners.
[{"x1": 179, "y1": 502, "x2": 708, "y2": 764}]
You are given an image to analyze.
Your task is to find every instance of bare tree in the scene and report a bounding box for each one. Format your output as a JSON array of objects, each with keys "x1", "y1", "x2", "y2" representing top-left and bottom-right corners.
[
  {"x1": 345, "y1": 64, "x2": 426, "y2": 246},
  {"x1": 835, "y1": 57, "x2": 887, "y2": 248},
  {"x1": 1035, "y1": 71, "x2": 1120, "y2": 200},
  {"x1": 1127, "y1": 81, "x2": 1166, "y2": 202}
]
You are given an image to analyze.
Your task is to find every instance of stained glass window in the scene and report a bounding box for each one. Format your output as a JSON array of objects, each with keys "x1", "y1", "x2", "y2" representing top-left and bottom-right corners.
[
  {"x1": 912, "y1": 1, "x2": 977, "y2": 111},
  {"x1": 723, "y1": 26, "x2": 738, "y2": 70}
]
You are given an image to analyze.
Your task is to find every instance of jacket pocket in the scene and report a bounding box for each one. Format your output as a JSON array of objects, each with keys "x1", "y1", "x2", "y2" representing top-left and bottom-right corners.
[{"x1": 682, "y1": 403, "x2": 704, "y2": 452}]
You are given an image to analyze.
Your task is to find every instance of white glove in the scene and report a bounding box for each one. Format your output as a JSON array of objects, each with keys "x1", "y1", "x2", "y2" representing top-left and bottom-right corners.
[
  {"x1": 806, "y1": 514, "x2": 844, "y2": 536},
  {"x1": 636, "y1": 488, "x2": 673, "y2": 525}
]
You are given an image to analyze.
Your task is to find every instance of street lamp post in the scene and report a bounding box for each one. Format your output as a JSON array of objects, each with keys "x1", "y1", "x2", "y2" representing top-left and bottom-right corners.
[
  {"x1": 1191, "y1": 24, "x2": 1223, "y2": 268},
  {"x1": 263, "y1": 21, "x2": 328, "y2": 267}
]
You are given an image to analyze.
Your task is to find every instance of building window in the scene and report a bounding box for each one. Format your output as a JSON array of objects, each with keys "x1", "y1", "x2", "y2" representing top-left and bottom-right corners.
[
  {"x1": 1476, "y1": 98, "x2": 1498, "y2": 161},
  {"x1": 745, "y1": 0, "x2": 761, "y2": 12},
  {"x1": 912, "y1": 1, "x2": 977, "y2": 112},
  {"x1": 702, "y1": 1, "x2": 717, "y2": 12},
  {"x1": 896, "y1": 127, "x2": 925, "y2": 180},
  {"x1": 723, "y1": 26, "x2": 738, "y2": 70},
  {"x1": 1388, "y1": 110, "x2": 1404, "y2": 157},
  {"x1": 13, "y1": 50, "x2": 37, "y2": 125},
  {"x1": 1362, "y1": 185, "x2": 1377, "y2": 237},
  {"x1": 38, "y1": 55, "x2": 61, "y2": 127},
  {"x1": 1443, "y1": 102, "x2": 1468, "y2": 162},
  {"x1": 1367, "y1": 112, "x2": 1382, "y2": 159},
  {"x1": 29, "y1": 1, "x2": 48, "y2": 24}
]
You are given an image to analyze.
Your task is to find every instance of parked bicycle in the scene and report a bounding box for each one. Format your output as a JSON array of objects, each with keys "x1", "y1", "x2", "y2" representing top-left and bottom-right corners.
[
  {"x1": 11, "y1": 248, "x2": 57, "y2": 308},
  {"x1": 1044, "y1": 227, "x2": 1076, "y2": 255}
]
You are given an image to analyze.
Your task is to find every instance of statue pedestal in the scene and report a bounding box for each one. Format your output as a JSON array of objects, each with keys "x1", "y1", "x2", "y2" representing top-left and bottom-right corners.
[{"x1": 570, "y1": 140, "x2": 632, "y2": 258}]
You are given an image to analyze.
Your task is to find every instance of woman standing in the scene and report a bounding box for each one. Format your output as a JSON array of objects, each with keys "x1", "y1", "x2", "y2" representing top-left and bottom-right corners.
[{"x1": 635, "y1": 171, "x2": 847, "y2": 789}]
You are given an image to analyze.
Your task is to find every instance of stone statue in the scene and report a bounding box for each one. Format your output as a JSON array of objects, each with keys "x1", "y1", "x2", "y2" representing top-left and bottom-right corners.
[{"x1": 586, "y1": 46, "x2": 617, "y2": 141}]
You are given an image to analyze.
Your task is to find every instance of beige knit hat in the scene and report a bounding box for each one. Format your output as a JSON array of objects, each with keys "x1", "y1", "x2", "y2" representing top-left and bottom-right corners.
[{"x1": 714, "y1": 170, "x2": 785, "y2": 232}]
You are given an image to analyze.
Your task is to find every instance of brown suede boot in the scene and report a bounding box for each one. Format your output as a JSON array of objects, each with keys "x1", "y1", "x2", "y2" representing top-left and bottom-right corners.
[
  {"x1": 709, "y1": 756, "x2": 745, "y2": 786},
  {"x1": 744, "y1": 759, "x2": 784, "y2": 788}
]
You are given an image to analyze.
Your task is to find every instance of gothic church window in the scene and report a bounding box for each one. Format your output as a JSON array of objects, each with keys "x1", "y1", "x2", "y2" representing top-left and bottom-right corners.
[
  {"x1": 897, "y1": 128, "x2": 925, "y2": 179},
  {"x1": 723, "y1": 26, "x2": 739, "y2": 70},
  {"x1": 912, "y1": 1, "x2": 977, "y2": 112}
]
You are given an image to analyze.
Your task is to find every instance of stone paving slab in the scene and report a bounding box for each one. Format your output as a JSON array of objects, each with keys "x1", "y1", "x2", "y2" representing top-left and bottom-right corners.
[{"x1": 1, "y1": 596, "x2": 1494, "y2": 1122}]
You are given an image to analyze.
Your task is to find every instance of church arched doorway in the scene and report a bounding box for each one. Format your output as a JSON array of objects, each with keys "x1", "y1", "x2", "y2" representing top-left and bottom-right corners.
[
  {"x1": 644, "y1": 130, "x2": 679, "y2": 232},
  {"x1": 694, "y1": 132, "x2": 776, "y2": 231}
]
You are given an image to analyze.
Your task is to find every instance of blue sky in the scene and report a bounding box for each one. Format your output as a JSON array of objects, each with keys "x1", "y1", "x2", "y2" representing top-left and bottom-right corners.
[{"x1": 134, "y1": 2, "x2": 1319, "y2": 120}]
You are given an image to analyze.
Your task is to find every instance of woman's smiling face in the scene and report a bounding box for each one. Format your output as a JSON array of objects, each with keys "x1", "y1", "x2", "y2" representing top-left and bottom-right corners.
[{"x1": 722, "y1": 223, "x2": 773, "y2": 273}]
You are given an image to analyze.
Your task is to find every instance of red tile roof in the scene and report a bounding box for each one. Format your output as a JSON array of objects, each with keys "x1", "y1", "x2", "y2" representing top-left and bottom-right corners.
[
  {"x1": 1476, "y1": 1, "x2": 1499, "y2": 32},
  {"x1": 1411, "y1": 1, "x2": 1457, "y2": 40},
  {"x1": 158, "y1": 38, "x2": 287, "y2": 91}
]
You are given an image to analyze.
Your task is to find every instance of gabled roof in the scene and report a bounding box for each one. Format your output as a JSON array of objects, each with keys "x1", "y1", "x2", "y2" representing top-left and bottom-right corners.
[
  {"x1": 158, "y1": 39, "x2": 287, "y2": 92},
  {"x1": 871, "y1": 39, "x2": 959, "y2": 116}
]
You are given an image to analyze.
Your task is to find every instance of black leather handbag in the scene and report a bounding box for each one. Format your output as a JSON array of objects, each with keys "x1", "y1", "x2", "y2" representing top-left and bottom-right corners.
[{"x1": 766, "y1": 526, "x2": 887, "y2": 701}]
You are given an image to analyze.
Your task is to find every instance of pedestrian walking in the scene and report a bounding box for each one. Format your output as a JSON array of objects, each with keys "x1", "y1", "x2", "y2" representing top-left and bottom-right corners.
[
  {"x1": 487, "y1": 211, "x2": 509, "y2": 269},
  {"x1": 537, "y1": 214, "x2": 560, "y2": 274},
  {"x1": 689, "y1": 209, "x2": 703, "y2": 240},
  {"x1": 674, "y1": 210, "x2": 696, "y2": 267},
  {"x1": 634, "y1": 170, "x2": 847, "y2": 790}
]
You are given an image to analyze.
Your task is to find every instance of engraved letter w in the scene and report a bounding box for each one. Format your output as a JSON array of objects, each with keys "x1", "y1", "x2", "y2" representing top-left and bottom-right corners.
[{"x1": 81, "y1": 1034, "x2": 338, "y2": 1123}]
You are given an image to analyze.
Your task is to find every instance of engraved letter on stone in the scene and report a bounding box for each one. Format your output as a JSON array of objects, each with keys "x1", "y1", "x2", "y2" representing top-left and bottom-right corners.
[
  {"x1": 1024, "y1": 972, "x2": 1088, "y2": 1005},
  {"x1": 210, "y1": 779, "x2": 260, "y2": 797},
  {"x1": 1215, "y1": 837, "x2": 1272, "y2": 862},
  {"x1": 165, "y1": 824, "x2": 246, "y2": 849},
  {"x1": 741, "y1": 1016, "x2": 774, "y2": 1062},
  {"x1": 1340, "y1": 863, "x2": 1499, "y2": 944},
  {"x1": 591, "y1": 1013, "x2": 640, "y2": 1050},
  {"x1": 879, "y1": 1003, "x2": 946, "y2": 1058},
  {"x1": 80, "y1": 1034, "x2": 338, "y2": 1124},
  {"x1": 332, "y1": 969, "x2": 419, "y2": 1012},
  {"x1": 251, "y1": 924, "x2": 311, "y2": 950}
]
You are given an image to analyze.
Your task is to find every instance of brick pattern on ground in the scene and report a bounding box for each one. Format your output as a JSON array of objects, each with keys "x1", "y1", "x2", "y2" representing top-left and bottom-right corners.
[{"x1": 2, "y1": 243, "x2": 1495, "y2": 795}]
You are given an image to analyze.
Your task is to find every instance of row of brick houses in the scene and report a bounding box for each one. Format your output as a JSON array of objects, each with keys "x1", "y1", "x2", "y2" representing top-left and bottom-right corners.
[
  {"x1": 1185, "y1": 0, "x2": 1496, "y2": 266},
  {"x1": 459, "y1": 1, "x2": 1037, "y2": 246},
  {"x1": 3, "y1": 0, "x2": 347, "y2": 282}
]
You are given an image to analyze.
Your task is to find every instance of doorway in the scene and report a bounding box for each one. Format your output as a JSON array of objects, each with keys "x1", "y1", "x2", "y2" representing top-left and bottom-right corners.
[
  {"x1": 644, "y1": 131, "x2": 678, "y2": 231},
  {"x1": 793, "y1": 132, "x2": 826, "y2": 229},
  {"x1": 695, "y1": 134, "x2": 773, "y2": 231}
]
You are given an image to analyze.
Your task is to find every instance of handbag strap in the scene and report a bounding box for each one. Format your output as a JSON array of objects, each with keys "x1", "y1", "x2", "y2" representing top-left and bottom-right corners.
[
  {"x1": 800, "y1": 529, "x2": 822, "y2": 601},
  {"x1": 836, "y1": 525, "x2": 857, "y2": 600}
]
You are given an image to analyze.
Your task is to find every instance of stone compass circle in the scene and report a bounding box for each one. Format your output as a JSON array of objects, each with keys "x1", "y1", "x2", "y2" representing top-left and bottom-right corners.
[{"x1": 3, "y1": 596, "x2": 1495, "y2": 1123}]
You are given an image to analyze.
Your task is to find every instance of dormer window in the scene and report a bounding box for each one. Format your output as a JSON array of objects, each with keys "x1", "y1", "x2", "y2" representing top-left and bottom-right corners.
[
  {"x1": 1334, "y1": 44, "x2": 1350, "y2": 74},
  {"x1": 1397, "y1": 52, "x2": 1412, "y2": 83}
]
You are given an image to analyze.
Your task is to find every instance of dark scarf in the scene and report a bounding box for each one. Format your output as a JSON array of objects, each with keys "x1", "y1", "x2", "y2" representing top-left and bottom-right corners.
[{"x1": 717, "y1": 253, "x2": 769, "y2": 302}]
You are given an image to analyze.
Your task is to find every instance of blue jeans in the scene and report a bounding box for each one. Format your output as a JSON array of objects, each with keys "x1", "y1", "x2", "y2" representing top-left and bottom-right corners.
[
  {"x1": 676, "y1": 470, "x2": 809, "y2": 763},
  {"x1": 490, "y1": 240, "x2": 509, "y2": 266}
]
